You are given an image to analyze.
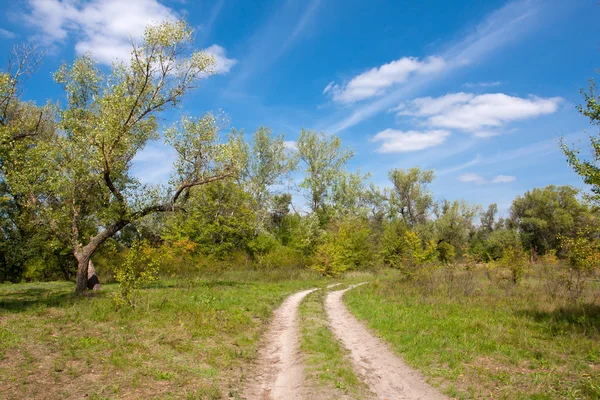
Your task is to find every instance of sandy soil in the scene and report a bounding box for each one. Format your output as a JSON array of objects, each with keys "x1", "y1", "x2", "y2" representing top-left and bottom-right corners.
[
  {"x1": 325, "y1": 284, "x2": 448, "y2": 400},
  {"x1": 243, "y1": 288, "x2": 317, "y2": 400}
]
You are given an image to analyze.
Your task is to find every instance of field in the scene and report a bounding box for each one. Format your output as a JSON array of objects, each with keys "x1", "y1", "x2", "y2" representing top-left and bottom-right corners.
[
  {"x1": 344, "y1": 268, "x2": 600, "y2": 399},
  {"x1": 2, "y1": 267, "x2": 600, "y2": 399},
  {"x1": 0, "y1": 271, "x2": 323, "y2": 400}
]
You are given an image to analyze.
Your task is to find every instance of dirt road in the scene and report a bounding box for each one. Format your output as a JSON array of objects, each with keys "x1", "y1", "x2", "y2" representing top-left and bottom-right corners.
[
  {"x1": 325, "y1": 285, "x2": 447, "y2": 400},
  {"x1": 243, "y1": 288, "x2": 317, "y2": 400},
  {"x1": 244, "y1": 284, "x2": 446, "y2": 400}
]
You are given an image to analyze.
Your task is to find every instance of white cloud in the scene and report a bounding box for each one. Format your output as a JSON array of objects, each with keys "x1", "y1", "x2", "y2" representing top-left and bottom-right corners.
[
  {"x1": 23, "y1": 0, "x2": 236, "y2": 73},
  {"x1": 458, "y1": 173, "x2": 487, "y2": 184},
  {"x1": 0, "y1": 28, "x2": 17, "y2": 39},
  {"x1": 463, "y1": 81, "x2": 501, "y2": 88},
  {"x1": 203, "y1": 44, "x2": 237, "y2": 74},
  {"x1": 326, "y1": 56, "x2": 445, "y2": 104},
  {"x1": 458, "y1": 173, "x2": 516, "y2": 184},
  {"x1": 323, "y1": 81, "x2": 335, "y2": 94},
  {"x1": 371, "y1": 129, "x2": 450, "y2": 153},
  {"x1": 396, "y1": 92, "x2": 562, "y2": 136},
  {"x1": 491, "y1": 175, "x2": 516, "y2": 183},
  {"x1": 326, "y1": 0, "x2": 545, "y2": 134},
  {"x1": 283, "y1": 140, "x2": 297, "y2": 151}
]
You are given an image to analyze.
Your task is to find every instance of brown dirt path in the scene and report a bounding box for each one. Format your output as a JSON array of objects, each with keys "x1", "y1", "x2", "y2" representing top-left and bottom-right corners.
[
  {"x1": 243, "y1": 288, "x2": 317, "y2": 400},
  {"x1": 325, "y1": 284, "x2": 448, "y2": 400}
]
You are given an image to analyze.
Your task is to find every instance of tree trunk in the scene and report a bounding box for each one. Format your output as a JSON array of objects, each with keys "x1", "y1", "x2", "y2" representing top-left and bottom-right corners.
[{"x1": 74, "y1": 251, "x2": 90, "y2": 294}]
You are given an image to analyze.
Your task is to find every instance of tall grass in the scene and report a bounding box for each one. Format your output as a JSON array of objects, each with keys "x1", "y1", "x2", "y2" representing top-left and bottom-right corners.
[{"x1": 345, "y1": 266, "x2": 600, "y2": 399}]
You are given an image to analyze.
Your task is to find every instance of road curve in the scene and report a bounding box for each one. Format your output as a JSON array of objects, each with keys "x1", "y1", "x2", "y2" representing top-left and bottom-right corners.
[
  {"x1": 243, "y1": 288, "x2": 317, "y2": 400},
  {"x1": 325, "y1": 284, "x2": 448, "y2": 400}
]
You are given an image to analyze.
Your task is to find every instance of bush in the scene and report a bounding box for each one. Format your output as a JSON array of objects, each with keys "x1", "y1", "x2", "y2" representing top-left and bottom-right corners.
[
  {"x1": 311, "y1": 217, "x2": 373, "y2": 276},
  {"x1": 113, "y1": 240, "x2": 161, "y2": 308},
  {"x1": 560, "y1": 231, "x2": 600, "y2": 302}
]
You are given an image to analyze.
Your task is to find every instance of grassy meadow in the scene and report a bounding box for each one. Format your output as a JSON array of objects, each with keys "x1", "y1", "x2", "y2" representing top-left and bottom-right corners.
[
  {"x1": 0, "y1": 270, "x2": 325, "y2": 400},
  {"x1": 344, "y1": 268, "x2": 600, "y2": 399}
]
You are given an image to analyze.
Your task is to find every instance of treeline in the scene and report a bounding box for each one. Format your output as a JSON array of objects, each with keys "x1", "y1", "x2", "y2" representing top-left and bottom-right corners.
[{"x1": 1, "y1": 20, "x2": 599, "y2": 300}]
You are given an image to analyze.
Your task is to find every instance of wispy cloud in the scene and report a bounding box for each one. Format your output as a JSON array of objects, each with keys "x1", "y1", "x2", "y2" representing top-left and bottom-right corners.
[
  {"x1": 326, "y1": 0, "x2": 545, "y2": 134},
  {"x1": 437, "y1": 155, "x2": 482, "y2": 176},
  {"x1": 396, "y1": 92, "x2": 562, "y2": 137},
  {"x1": 463, "y1": 81, "x2": 501, "y2": 88},
  {"x1": 0, "y1": 28, "x2": 16, "y2": 39},
  {"x1": 228, "y1": 0, "x2": 321, "y2": 87},
  {"x1": 458, "y1": 173, "x2": 516, "y2": 185},
  {"x1": 131, "y1": 142, "x2": 177, "y2": 184},
  {"x1": 22, "y1": 0, "x2": 235, "y2": 72},
  {"x1": 371, "y1": 129, "x2": 450, "y2": 153},
  {"x1": 325, "y1": 56, "x2": 445, "y2": 104},
  {"x1": 492, "y1": 175, "x2": 516, "y2": 183}
]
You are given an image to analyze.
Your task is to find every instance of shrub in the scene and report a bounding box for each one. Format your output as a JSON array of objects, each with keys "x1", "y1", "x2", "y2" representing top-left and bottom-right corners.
[
  {"x1": 113, "y1": 240, "x2": 161, "y2": 308},
  {"x1": 560, "y1": 231, "x2": 600, "y2": 302},
  {"x1": 311, "y1": 217, "x2": 373, "y2": 276}
]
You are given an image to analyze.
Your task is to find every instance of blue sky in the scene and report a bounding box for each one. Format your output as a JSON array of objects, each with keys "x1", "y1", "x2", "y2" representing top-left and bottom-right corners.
[{"x1": 1, "y1": 0, "x2": 599, "y2": 214}]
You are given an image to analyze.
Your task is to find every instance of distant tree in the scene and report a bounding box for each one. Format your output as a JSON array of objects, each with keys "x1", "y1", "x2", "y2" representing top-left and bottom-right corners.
[
  {"x1": 242, "y1": 126, "x2": 297, "y2": 232},
  {"x1": 296, "y1": 129, "x2": 354, "y2": 219},
  {"x1": 164, "y1": 180, "x2": 255, "y2": 258},
  {"x1": 480, "y1": 203, "x2": 498, "y2": 233},
  {"x1": 331, "y1": 169, "x2": 371, "y2": 217},
  {"x1": 509, "y1": 185, "x2": 596, "y2": 255},
  {"x1": 434, "y1": 199, "x2": 480, "y2": 252},
  {"x1": 388, "y1": 167, "x2": 435, "y2": 227}
]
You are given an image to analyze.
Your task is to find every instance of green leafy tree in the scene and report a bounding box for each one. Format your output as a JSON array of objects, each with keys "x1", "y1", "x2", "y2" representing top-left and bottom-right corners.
[
  {"x1": 388, "y1": 167, "x2": 435, "y2": 227},
  {"x1": 560, "y1": 230, "x2": 600, "y2": 301},
  {"x1": 3, "y1": 21, "x2": 244, "y2": 293},
  {"x1": 163, "y1": 180, "x2": 255, "y2": 258},
  {"x1": 0, "y1": 45, "x2": 62, "y2": 282},
  {"x1": 561, "y1": 75, "x2": 600, "y2": 203},
  {"x1": 242, "y1": 126, "x2": 297, "y2": 232},
  {"x1": 296, "y1": 129, "x2": 354, "y2": 219},
  {"x1": 434, "y1": 199, "x2": 480, "y2": 253},
  {"x1": 509, "y1": 185, "x2": 596, "y2": 255},
  {"x1": 331, "y1": 169, "x2": 371, "y2": 217},
  {"x1": 311, "y1": 216, "x2": 372, "y2": 276}
]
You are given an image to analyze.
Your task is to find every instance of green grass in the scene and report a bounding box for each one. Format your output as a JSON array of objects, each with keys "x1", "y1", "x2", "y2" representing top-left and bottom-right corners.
[
  {"x1": 0, "y1": 270, "x2": 325, "y2": 400},
  {"x1": 299, "y1": 285, "x2": 371, "y2": 399},
  {"x1": 344, "y1": 269, "x2": 600, "y2": 399}
]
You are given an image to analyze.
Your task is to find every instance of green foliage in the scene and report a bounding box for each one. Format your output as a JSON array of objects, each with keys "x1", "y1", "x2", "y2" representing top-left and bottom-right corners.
[
  {"x1": 388, "y1": 167, "x2": 435, "y2": 227},
  {"x1": 561, "y1": 75, "x2": 600, "y2": 204},
  {"x1": 480, "y1": 229, "x2": 522, "y2": 262},
  {"x1": 289, "y1": 214, "x2": 323, "y2": 256},
  {"x1": 311, "y1": 217, "x2": 373, "y2": 276},
  {"x1": 296, "y1": 129, "x2": 354, "y2": 219},
  {"x1": 163, "y1": 181, "x2": 255, "y2": 259},
  {"x1": 434, "y1": 199, "x2": 480, "y2": 255},
  {"x1": 437, "y1": 241, "x2": 456, "y2": 265},
  {"x1": 560, "y1": 230, "x2": 600, "y2": 301},
  {"x1": 510, "y1": 185, "x2": 596, "y2": 255},
  {"x1": 493, "y1": 243, "x2": 530, "y2": 285},
  {"x1": 381, "y1": 219, "x2": 409, "y2": 268},
  {"x1": 112, "y1": 240, "x2": 161, "y2": 307},
  {"x1": 242, "y1": 126, "x2": 297, "y2": 232}
]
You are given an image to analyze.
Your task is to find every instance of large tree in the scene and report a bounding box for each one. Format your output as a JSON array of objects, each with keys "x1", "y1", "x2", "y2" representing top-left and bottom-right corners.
[
  {"x1": 296, "y1": 129, "x2": 354, "y2": 217},
  {"x1": 509, "y1": 185, "x2": 596, "y2": 255},
  {"x1": 0, "y1": 45, "x2": 59, "y2": 281},
  {"x1": 241, "y1": 126, "x2": 296, "y2": 232},
  {"x1": 3, "y1": 21, "x2": 243, "y2": 293},
  {"x1": 388, "y1": 167, "x2": 435, "y2": 227}
]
